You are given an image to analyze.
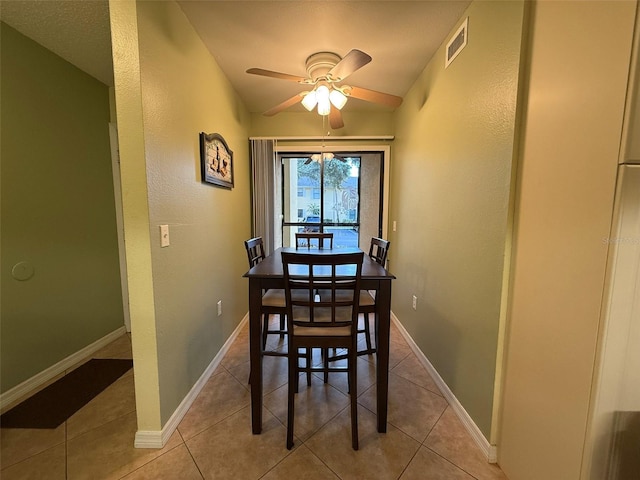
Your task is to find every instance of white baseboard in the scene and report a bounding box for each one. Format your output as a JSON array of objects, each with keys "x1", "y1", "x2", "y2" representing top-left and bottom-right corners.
[
  {"x1": 134, "y1": 314, "x2": 248, "y2": 448},
  {"x1": 1, "y1": 326, "x2": 128, "y2": 412},
  {"x1": 391, "y1": 312, "x2": 498, "y2": 463}
]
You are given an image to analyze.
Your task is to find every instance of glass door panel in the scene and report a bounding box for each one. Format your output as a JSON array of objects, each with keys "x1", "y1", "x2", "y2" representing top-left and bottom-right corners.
[
  {"x1": 281, "y1": 155, "x2": 361, "y2": 248},
  {"x1": 323, "y1": 157, "x2": 360, "y2": 248},
  {"x1": 280, "y1": 151, "x2": 382, "y2": 250}
]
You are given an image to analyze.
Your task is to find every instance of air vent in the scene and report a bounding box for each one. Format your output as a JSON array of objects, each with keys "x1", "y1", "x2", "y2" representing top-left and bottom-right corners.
[{"x1": 445, "y1": 18, "x2": 468, "y2": 68}]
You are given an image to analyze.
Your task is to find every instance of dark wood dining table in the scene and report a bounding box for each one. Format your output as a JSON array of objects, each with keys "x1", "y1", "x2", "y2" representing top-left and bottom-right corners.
[{"x1": 243, "y1": 246, "x2": 395, "y2": 434}]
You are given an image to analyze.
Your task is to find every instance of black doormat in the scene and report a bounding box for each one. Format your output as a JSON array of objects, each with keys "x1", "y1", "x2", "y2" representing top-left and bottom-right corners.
[{"x1": 1, "y1": 358, "x2": 133, "y2": 429}]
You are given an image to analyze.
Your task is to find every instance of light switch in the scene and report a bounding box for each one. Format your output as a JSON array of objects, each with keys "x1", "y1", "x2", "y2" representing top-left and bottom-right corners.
[
  {"x1": 160, "y1": 225, "x2": 170, "y2": 247},
  {"x1": 393, "y1": 221, "x2": 397, "y2": 232}
]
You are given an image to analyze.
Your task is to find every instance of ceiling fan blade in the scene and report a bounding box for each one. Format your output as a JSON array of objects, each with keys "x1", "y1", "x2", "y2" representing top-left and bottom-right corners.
[
  {"x1": 263, "y1": 93, "x2": 304, "y2": 116},
  {"x1": 343, "y1": 85, "x2": 403, "y2": 108},
  {"x1": 329, "y1": 106, "x2": 344, "y2": 130},
  {"x1": 246, "y1": 68, "x2": 308, "y2": 83},
  {"x1": 328, "y1": 49, "x2": 372, "y2": 82}
]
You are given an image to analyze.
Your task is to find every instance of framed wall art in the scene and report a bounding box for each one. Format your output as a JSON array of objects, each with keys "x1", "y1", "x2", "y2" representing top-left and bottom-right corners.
[{"x1": 200, "y1": 132, "x2": 234, "y2": 189}]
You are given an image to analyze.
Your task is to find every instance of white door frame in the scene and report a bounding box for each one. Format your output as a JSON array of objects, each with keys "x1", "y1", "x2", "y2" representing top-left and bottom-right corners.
[{"x1": 109, "y1": 123, "x2": 131, "y2": 332}]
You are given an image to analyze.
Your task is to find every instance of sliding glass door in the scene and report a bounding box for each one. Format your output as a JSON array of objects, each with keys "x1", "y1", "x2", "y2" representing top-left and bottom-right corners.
[{"x1": 279, "y1": 151, "x2": 383, "y2": 249}]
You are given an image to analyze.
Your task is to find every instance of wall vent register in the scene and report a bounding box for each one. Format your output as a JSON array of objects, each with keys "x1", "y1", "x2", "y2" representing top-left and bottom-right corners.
[{"x1": 446, "y1": 17, "x2": 468, "y2": 68}]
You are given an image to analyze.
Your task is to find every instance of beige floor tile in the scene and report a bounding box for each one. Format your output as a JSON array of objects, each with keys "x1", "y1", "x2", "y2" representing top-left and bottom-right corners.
[
  {"x1": 178, "y1": 369, "x2": 250, "y2": 440},
  {"x1": 224, "y1": 358, "x2": 251, "y2": 385},
  {"x1": 424, "y1": 407, "x2": 508, "y2": 480},
  {"x1": 317, "y1": 356, "x2": 377, "y2": 397},
  {"x1": 359, "y1": 373, "x2": 448, "y2": 443},
  {"x1": 0, "y1": 424, "x2": 65, "y2": 469},
  {"x1": 390, "y1": 323, "x2": 409, "y2": 347},
  {"x1": 391, "y1": 353, "x2": 443, "y2": 396},
  {"x1": 120, "y1": 444, "x2": 203, "y2": 480},
  {"x1": 93, "y1": 333, "x2": 133, "y2": 359},
  {"x1": 400, "y1": 446, "x2": 475, "y2": 480},
  {"x1": 226, "y1": 353, "x2": 291, "y2": 395},
  {"x1": 67, "y1": 372, "x2": 136, "y2": 439},
  {"x1": 263, "y1": 315, "x2": 288, "y2": 351},
  {"x1": 1, "y1": 323, "x2": 511, "y2": 480},
  {"x1": 264, "y1": 353, "x2": 294, "y2": 387},
  {"x1": 387, "y1": 341, "x2": 412, "y2": 370},
  {"x1": 264, "y1": 375, "x2": 349, "y2": 442},
  {"x1": 220, "y1": 335, "x2": 250, "y2": 370},
  {"x1": 261, "y1": 444, "x2": 340, "y2": 480},
  {"x1": 0, "y1": 442, "x2": 66, "y2": 480},
  {"x1": 305, "y1": 405, "x2": 420, "y2": 480},
  {"x1": 186, "y1": 406, "x2": 291, "y2": 480},
  {"x1": 360, "y1": 337, "x2": 412, "y2": 370},
  {"x1": 66, "y1": 411, "x2": 183, "y2": 480}
]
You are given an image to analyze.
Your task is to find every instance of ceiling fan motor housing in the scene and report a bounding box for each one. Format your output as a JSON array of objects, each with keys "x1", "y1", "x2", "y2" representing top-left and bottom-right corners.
[{"x1": 305, "y1": 52, "x2": 341, "y2": 81}]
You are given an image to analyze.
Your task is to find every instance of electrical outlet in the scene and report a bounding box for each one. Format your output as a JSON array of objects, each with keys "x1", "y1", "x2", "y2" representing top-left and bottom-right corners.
[
  {"x1": 217, "y1": 300, "x2": 222, "y2": 316},
  {"x1": 412, "y1": 295, "x2": 417, "y2": 310}
]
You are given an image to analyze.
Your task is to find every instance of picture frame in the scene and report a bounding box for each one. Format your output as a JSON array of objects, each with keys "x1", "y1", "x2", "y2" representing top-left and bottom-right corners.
[{"x1": 200, "y1": 132, "x2": 234, "y2": 189}]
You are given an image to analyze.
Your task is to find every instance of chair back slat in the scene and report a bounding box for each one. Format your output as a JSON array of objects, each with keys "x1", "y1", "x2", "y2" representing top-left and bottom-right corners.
[
  {"x1": 295, "y1": 232, "x2": 334, "y2": 249},
  {"x1": 244, "y1": 237, "x2": 266, "y2": 268},
  {"x1": 368, "y1": 237, "x2": 390, "y2": 266},
  {"x1": 282, "y1": 251, "x2": 363, "y2": 329}
]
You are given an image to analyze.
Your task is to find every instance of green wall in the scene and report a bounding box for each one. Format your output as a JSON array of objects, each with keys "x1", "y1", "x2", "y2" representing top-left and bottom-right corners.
[
  {"x1": 390, "y1": 1, "x2": 526, "y2": 438},
  {"x1": 0, "y1": 23, "x2": 124, "y2": 392},
  {"x1": 133, "y1": 1, "x2": 253, "y2": 424}
]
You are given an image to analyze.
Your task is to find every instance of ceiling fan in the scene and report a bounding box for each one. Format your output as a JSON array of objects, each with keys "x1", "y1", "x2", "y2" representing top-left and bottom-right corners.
[{"x1": 246, "y1": 49, "x2": 403, "y2": 129}]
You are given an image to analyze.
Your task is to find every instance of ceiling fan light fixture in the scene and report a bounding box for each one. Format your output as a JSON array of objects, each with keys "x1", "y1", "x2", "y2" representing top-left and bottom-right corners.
[
  {"x1": 247, "y1": 49, "x2": 402, "y2": 128},
  {"x1": 308, "y1": 152, "x2": 335, "y2": 163},
  {"x1": 301, "y1": 91, "x2": 317, "y2": 111},
  {"x1": 316, "y1": 85, "x2": 331, "y2": 116},
  {"x1": 329, "y1": 88, "x2": 347, "y2": 110}
]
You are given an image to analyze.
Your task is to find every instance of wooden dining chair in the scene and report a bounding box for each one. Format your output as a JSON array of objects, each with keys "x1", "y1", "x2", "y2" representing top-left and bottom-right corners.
[
  {"x1": 244, "y1": 237, "x2": 287, "y2": 352},
  {"x1": 295, "y1": 232, "x2": 334, "y2": 249},
  {"x1": 282, "y1": 251, "x2": 364, "y2": 450},
  {"x1": 357, "y1": 237, "x2": 391, "y2": 354},
  {"x1": 245, "y1": 237, "x2": 312, "y2": 385},
  {"x1": 329, "y1": 237, "x2": 391, "y2": 360}
]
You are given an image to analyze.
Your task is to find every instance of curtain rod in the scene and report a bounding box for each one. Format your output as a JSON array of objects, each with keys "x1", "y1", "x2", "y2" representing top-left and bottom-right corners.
[{"x1": 249, "y1": 135, "x2": 394, "y2": 141}]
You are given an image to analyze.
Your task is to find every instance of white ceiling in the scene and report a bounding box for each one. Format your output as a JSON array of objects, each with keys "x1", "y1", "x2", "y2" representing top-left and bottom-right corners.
[
  {"x1": 0, "y1": 1, "x2": 114, "y2": 86},
  {"x1": 0, "y1": 0, "x2": 470, "y2": 115}
]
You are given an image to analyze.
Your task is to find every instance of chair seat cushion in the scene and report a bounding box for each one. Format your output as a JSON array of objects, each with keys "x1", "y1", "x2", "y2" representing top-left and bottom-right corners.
[
  {"x1": 292, "y1": 324, "x2": 352, "y2": 337},
  {"x1": 261, "y1": 289, "x2": 286, "y2": 307}
]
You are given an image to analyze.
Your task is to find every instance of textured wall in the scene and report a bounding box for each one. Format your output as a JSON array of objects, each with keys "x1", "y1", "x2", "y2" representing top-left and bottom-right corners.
[
  {"x1": 390, "y1": 1, "x2": 525, "y2": 438},
  {"x1": 1, "y1": 22, "x2": 123, "y2": 392},
  {"x1": 134, "y1": 1, "x2": 252, "y2": 425}
]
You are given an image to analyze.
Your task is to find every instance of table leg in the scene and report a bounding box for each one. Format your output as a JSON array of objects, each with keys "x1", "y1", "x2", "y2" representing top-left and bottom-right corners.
[
  {"x1": 249, "y1": 278, "x2": 263, "y2": 434},
  {"x1": 376, "y1": 279, "x2": 392, "y2": 432}
]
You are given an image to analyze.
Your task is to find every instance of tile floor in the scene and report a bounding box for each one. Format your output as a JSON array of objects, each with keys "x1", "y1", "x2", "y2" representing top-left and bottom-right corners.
[{"x1": 0, "y1": 318, "x2": 508, "y2": 479}]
